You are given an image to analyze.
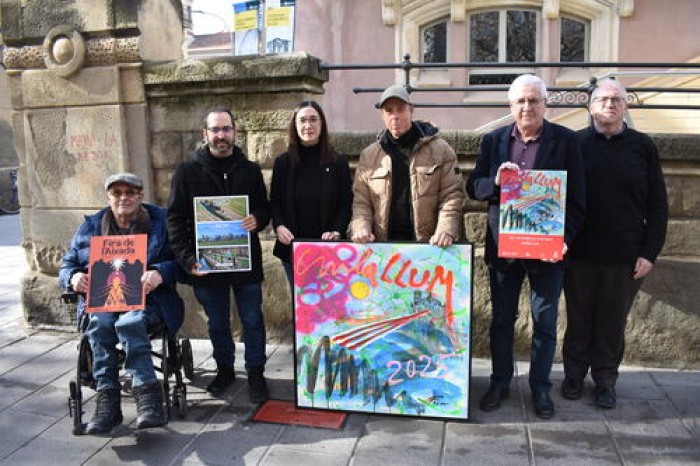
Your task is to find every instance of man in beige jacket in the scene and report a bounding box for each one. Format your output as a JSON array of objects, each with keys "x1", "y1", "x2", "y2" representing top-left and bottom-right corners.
[{"x1": 350, "y1": 85, "x2": 465, "y2": 245}]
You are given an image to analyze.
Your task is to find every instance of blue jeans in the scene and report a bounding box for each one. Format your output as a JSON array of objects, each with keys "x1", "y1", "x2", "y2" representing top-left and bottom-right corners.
[
  {"x1": 488, "y1": 265, "x2": 564, "y2": 394},
  {"x1": 86, "y1": 309, "x2": 160, "y2": 391},
  {"x1": 193, "y1": 282, "x2": 266, "y2": 370}
]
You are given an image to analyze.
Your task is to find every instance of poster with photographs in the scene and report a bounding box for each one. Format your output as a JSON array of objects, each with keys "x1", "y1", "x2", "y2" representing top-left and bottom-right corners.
[{"x1": 193, "y1": 195, "x2": 251, "y2": 272}]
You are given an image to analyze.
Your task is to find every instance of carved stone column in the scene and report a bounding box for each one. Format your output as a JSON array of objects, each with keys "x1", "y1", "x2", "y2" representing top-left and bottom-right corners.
[{"x1": 0, "y1": 0, "x2": 183, "y2": 327}]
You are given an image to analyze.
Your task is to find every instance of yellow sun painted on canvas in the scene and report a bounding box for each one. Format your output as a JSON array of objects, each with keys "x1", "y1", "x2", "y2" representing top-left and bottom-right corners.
[{"x1": 350, "y1": 280, "x2": 370, "y2": 300}]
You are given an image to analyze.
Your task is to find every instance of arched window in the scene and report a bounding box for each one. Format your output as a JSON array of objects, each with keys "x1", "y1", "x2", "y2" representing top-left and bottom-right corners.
[
  {"x1": 422, "y1": 19, "x2": 448, "y2": 63},
  {"x1": 469, "y1": 9, "x2": 538, "y2": 85},
  {"x1": 561, "y1": 16, "x2": 589, "y2": 62}
]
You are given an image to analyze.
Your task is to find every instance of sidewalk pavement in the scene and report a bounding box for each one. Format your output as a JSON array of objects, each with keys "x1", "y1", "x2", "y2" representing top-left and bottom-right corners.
[{"x1": 0, "y1": 212, "x2": 698, "y2": 465}]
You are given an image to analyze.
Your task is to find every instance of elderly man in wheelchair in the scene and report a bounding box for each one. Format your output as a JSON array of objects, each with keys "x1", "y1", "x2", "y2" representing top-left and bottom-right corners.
[{"x1": 59, "y1": 172, "x2": 185, "y2": 435}]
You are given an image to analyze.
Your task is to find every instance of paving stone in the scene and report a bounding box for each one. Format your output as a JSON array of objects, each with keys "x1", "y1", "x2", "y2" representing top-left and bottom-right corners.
[
  {"x1": 443, "y1": 422, "x2": 529, "y2": 465},
  {"x1": 351, "y1": 416, "x2": 445, "y2": 465},
  {"x1": 263, "y1": 447, "x2": 349, "y2": 466},
  {"x1": 175, "y1": 407, "x2": 282, "y2": 465},
  {"x1": 651, "y1": 369, "x2": 700, "y2": 388},
  {"x1": 530, "y1": 421, "x2": 620, "y2": 465},
  {"x1": 610, "y1": 419, "x2": 700, "y2": 464},
  {"x1": 274, "y1": 411, "x2": 365, "y2": 456},
  {"x1": 661, "y1": 384, "x2": 700, "y2": 437}
]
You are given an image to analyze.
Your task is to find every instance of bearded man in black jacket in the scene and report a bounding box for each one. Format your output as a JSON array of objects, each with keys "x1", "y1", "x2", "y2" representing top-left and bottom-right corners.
[{"x1": 167, "y1": 107, "x2": 271, "y2": 403}]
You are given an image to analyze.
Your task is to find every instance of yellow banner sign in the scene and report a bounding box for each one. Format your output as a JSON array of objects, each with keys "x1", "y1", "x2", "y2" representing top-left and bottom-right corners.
[
  {"x1": 234, "y1": 10, "x2": 258, "y2": 31},
  {"x1": 265, "y1": 7, "x2": 291, "y2": 28}
]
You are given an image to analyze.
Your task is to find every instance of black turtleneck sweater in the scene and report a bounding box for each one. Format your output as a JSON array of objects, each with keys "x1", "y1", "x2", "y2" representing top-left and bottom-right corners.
[{"x1": 293, "y1": 144, "x2": 324, "y2": 238}]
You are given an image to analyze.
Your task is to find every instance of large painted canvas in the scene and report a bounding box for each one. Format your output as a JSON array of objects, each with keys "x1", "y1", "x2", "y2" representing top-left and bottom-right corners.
[
  {"x1": 498, "y1": 169, "x2": 567, "y2": 260},
  {"x1": 292, "y1": 241, "x2": 473, "y2": 420}
]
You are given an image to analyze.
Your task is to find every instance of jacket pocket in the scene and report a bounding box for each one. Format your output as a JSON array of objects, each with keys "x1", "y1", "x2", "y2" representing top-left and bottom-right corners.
[
  {"x1": 415, "y1": 165, "x2": 439, "y2": 196},
  {"x1": 369, "y1": 167, "x2": 390, "y2": 197}
]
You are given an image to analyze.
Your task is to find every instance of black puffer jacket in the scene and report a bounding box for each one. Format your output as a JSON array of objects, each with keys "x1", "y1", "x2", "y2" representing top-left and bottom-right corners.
[{"x1": 167, "y1": 145, "x2": 271, "y2": 286}]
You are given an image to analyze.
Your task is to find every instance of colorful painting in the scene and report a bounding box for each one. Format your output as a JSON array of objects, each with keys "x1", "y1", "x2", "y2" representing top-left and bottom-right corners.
[
  {"x1": 498, "y1": 169, "x2": 567, "y2": 260},
  {"x1": 193, "y1": 195, "x2": 251, "y2": 272},
  {"x1": 292, "y1": 241, "x2": 473, "y2": 420}
]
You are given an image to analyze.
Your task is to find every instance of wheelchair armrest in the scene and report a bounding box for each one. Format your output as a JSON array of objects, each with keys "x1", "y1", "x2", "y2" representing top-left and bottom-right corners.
[{"x1": 61, "y1": 287, "x2": 79, "y2": 304}]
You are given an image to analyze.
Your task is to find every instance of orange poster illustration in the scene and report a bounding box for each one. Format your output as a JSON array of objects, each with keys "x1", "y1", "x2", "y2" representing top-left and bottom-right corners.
[{"x1": 86, "y1": 234, "x2": 147, "y2": 313}]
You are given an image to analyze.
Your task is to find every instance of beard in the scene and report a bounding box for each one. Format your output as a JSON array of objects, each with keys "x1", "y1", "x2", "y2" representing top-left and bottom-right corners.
[{"x1": 208, "y1": 138, "x2": 233, "y2": 156}]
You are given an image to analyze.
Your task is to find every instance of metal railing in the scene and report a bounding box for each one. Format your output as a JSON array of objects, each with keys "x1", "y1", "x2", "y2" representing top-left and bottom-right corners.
[{"x1": 320, "y1": 54, "x2": 700, "y2": 110}]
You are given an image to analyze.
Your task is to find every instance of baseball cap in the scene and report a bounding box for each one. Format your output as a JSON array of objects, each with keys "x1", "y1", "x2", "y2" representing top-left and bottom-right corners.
[
  {"x1": 376, "y1": 85, "x2": 412, "y2": 108},
  {"x1": 104, "y1": 172, "x2": 143, "y2": 191}
]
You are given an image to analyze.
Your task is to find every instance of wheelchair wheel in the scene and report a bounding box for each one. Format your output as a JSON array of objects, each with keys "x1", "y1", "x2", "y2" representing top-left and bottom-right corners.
[
  {"x1": 68, "y1": 380, "x2": 85, "y2": 435},
  {"x1": 180, "y1": 338, "x2": 194, "y2": 381},
  {"x1": 78, "y1": 336, "x2": 95, "y2": 389},
  {"x1": 171, "y1": 385, "x2": 187, "y2": 419}
]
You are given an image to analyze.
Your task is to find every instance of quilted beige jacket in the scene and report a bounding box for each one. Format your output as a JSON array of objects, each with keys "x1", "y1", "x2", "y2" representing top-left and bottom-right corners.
[{"x1": 350, "y1": 127, "x2": 465, "y2": 242}]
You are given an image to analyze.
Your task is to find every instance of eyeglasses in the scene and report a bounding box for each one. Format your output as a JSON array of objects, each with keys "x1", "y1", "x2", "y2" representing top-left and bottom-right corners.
[
  {"x1": 297, "y1": 116, "x2": 320, "y2": 125},
  {"x1": 592, "y1": 96, "x2": 625, "y2": 105},
  {"x1": 108, "y1": 188, "x2": 141, "y2": 198},
  {"x1": 511, "y1": 98, "x2": 544, "y2": 107},
  {"x1": 206, "y1": 126, "x2": 234, "y2": 134}
]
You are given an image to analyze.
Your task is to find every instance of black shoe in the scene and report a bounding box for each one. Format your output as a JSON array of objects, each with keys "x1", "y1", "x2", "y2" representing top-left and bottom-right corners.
[
  {"x1": 532, "y1": 391, "x2": 555, "y2": 419},
  {"x1": 207, "y1": 365, "x2": 236, "y2": 395},
  {"x1": 561, "y1": 378, "x2": 583, "y2": 400},
  {"x1": 479, "y1": 385, "x2": 509, "y2": 412},
  {"x1": 133, "y1": 382, "x2": 166, "y2": 429},
  {"x1": 248, "y1": 367, "x2": 269, "y2": 403},
  {"x1": 85, "y1": 388, "x2": 123, "y2": 435},
  {"x1": 594, "y1": 386, "x2": 616, "y2": 409}
]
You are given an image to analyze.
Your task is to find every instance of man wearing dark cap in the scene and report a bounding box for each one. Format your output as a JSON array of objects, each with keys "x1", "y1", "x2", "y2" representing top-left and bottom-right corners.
[
  {"x1": 350, "y1": 85, "x2": 465, "y2": 245},
  {"x1": 59, "y1": 172, "x2": 185, "y2": 435}
]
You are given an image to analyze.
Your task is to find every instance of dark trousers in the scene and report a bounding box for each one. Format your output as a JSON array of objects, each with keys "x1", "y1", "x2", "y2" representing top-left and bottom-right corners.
[
  {"x1": 193, "y1": 282, "x2": 267, "y2": 370},
  {"x1": 563, "y1": 259, "x2": 642, "y2": 388},
  {"x1": 488, "y1": 265, "x2": 564, "y2": 394}
]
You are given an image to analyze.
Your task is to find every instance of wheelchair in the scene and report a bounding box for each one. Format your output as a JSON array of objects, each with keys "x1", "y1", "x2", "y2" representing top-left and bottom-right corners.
[{"x1": 63, "y1": 290, "x2": 195, "y2": 435}]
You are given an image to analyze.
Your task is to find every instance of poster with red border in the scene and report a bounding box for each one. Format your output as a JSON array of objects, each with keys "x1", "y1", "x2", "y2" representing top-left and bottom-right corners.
[
  {"x1": 498, "y1": 169, "x2": 567, "y2": 260},
  {"x1": 86, "y1": 234, "x2": 147, "y2": 313}
]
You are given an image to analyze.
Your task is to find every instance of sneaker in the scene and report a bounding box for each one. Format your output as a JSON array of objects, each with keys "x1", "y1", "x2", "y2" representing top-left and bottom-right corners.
[
  {"x1": 207, "y1": 365, "x2": 236, "y2": 395},
  {"x1": 133, "y1": 382, "x2": 166, "y2": 429},
  {"x1": 85, "y1": 388, "x2": 123, "y2": 435},
  {"x1": 248, "y1": 367, "x2": 269, "y2": 403}
]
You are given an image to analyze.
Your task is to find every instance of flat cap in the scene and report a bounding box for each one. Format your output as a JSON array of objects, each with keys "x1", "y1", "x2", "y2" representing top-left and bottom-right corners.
[
  {"x1": 104, "y1": 172, "x2": 143, "y2": 190},
  {"x1": 376, "y1": 85, "x2": 412, "y2": 108}
]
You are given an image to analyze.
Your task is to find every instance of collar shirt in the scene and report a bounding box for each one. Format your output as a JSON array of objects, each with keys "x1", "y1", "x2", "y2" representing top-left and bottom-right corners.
[{"x1": 510, "y1": 125, "x2": 541, "y2": 169}]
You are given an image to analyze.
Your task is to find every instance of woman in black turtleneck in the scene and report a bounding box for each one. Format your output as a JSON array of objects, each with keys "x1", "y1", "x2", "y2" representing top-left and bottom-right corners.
[{"x1": 270, "y1": 101, "x2": 353, "y2": 288}]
